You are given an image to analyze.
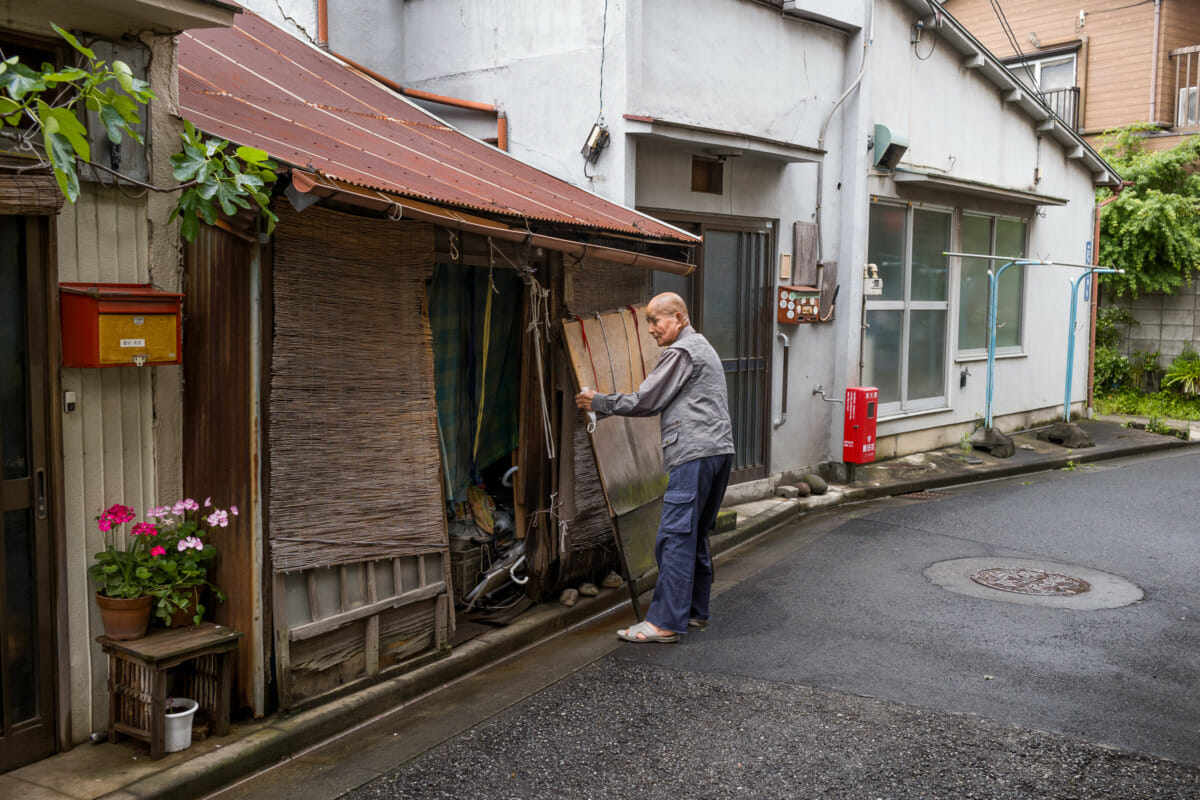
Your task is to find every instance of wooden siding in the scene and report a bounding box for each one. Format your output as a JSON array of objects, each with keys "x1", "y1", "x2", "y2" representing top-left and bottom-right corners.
[
  {"x1": 944, "y1": 0, "x2": 1174, "y2": 133},
  {"x1": 1162, "y1": 2, "x2": 1200, "y2": 129},
  {"x1": 183, "y1": 225, "x2": 256, "y2": 712},
  {"x1": 55, "y1": 183, "x2": 156, "y2": 742}
]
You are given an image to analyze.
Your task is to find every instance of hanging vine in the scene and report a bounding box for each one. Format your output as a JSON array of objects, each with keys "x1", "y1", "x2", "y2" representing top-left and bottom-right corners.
[{"x1": 0, "y1": 23, "x2": 277, "y2": 240}]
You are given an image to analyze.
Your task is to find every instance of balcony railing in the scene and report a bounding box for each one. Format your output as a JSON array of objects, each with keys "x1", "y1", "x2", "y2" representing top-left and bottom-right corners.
[
  {"x1": 1037, "y1": 86, "x2": 1080, "y2": 131},
  {"x1": 1171, "y1": 45, "x2": 1200, "y2": 128}
]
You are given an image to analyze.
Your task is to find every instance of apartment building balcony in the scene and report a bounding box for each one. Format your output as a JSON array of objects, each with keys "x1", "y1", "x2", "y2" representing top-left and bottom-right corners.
[
  {"x1": 1173, "y1": 45, "x2": 1200, "y2": 129},
  {"x1": 1037, "y1": 86, "x2": 1080, "y2": 131}
]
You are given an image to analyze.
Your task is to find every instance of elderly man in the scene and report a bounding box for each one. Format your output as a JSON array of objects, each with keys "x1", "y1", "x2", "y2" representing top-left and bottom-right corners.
[{"x1": 575, "y1": 292, "x2": 735, "y2": 643}]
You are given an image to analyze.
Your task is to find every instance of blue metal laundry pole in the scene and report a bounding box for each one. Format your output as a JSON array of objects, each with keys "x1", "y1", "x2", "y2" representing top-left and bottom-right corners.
[
  {"x1": 1063, "y1": 267, "x2": 1122, "y2": 421},
  {"x1": 945, "y1": 253, "x2": 1042, "y2": 430}
]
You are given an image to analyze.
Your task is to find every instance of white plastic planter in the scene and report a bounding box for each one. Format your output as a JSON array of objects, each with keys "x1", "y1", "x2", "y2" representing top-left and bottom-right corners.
[{"x1": 164, "y1": 698, "x2": 199, "y2": 753}]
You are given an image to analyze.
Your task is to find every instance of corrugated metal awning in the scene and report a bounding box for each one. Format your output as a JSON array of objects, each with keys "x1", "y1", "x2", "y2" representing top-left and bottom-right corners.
[
  {"x1": 177, "y1": 11, "x2": 699, "y2": 246},
  {"x1": 289, "y1": 171, "x2": 695, "y2": 275}
]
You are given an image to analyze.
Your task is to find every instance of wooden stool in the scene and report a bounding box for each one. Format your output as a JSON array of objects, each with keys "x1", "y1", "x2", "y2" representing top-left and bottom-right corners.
[{"x1": 98, "y1": 622, "x2": 242, "y2": 759}]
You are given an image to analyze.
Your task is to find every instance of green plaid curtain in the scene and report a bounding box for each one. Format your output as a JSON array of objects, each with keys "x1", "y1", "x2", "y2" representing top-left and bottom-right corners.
[{"x1": 428, "y1": 264, "x2": 522, "y2": 502}]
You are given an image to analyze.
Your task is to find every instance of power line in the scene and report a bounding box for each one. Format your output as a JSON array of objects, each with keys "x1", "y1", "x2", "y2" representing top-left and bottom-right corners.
[{"x1": 989, "y1": 0, "x2": 1038, "y2": 89}]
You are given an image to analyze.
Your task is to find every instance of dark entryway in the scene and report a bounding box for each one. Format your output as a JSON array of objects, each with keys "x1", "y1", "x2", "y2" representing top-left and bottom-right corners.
[
  {"x1": 647, "y1": 214, "x2": 774, "y2": 482},
  {"x1": 0, "y1": 215, "x2": 57, "y2": 772}
]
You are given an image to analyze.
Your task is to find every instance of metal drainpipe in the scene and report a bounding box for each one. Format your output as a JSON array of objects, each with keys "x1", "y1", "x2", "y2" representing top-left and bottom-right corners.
[
  {"x1": 317, "y1": 0, "x2": 329, "y2": 48},
  {"x1": 1149, "y1": 0, "x2": 1162, "y2": 123}
]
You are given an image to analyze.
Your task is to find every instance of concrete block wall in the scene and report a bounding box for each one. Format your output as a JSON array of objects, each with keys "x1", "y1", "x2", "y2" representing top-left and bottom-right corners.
[{"x1": 1112, "y1": 273, "x2": 1200, "y2": 364}]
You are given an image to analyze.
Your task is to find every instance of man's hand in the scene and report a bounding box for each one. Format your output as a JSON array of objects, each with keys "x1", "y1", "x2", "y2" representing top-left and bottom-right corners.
[{"x1": 575, "y1": 389, "x2": 597, "y2": 411}]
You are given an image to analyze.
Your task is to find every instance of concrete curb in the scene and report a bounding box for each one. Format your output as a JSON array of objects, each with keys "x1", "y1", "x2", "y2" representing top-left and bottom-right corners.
[{"x1": 101, "y1": 426, "x2": 1196, "y2": 799}]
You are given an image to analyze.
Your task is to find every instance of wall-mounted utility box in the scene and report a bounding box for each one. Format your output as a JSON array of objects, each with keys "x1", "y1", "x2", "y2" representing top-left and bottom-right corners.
[
  {"x1": 777, "y1": 285, "x2": 820, "y2": 324},
  {"x1": 60, "y1": 283, "x2": 184, "y2": 368}
]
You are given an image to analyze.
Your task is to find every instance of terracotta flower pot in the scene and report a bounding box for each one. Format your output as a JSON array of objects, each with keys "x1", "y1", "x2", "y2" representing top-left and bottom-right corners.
[
  {"x1": 94, "y1": 592, "x2": 153, "y2": 640},
  {"x1": 167, "y1": 587, "x2": 203, "y2": 628}
]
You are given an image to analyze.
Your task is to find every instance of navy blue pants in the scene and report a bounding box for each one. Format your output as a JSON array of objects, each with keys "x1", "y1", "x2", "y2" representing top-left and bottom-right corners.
[{"x1": 645, "y1": 453, "x2": 734, "y2": 634}]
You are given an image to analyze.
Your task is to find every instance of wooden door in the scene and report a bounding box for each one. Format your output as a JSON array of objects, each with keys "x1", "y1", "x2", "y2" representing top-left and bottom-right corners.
[{"x1": 0, "y1": 216, "x2": 57, "y2": 772}]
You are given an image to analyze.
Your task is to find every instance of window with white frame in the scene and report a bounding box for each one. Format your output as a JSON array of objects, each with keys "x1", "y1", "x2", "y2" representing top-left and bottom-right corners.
[
  {"x1": 1005, "y1": 51, "x2": 1076, "y2": 93},
  {"x1": 957, "y1": 215, "x2": 1028, "y2": 354},
  {"x1": 863, "y1": 201, "x2": 951, "y2": 413}
]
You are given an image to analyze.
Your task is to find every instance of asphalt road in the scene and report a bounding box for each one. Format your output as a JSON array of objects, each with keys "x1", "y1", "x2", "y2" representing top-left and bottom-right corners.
[{"x1": 213, "y1": 448, "x2": 1200, "y2": 800}]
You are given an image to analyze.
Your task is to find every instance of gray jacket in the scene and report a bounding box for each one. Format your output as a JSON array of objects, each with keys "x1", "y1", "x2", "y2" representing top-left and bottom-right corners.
[{"x1": 591, "y1": 326, "x2": 735, "y2": 471}]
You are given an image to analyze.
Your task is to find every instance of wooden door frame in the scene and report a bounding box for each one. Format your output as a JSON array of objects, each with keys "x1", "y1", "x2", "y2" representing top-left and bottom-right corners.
[
  {"x1": 639, "y1": 209, "x2": 776, "y2": 483},
  {"x1": 0, "y1": 214, "x2": 62, "y2": 771}
]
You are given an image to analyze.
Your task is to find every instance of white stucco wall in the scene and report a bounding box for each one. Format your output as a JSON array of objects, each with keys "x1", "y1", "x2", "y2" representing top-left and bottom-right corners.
[{"x1": 864, "y1": 0, "x2": 1100, "y2": 445}]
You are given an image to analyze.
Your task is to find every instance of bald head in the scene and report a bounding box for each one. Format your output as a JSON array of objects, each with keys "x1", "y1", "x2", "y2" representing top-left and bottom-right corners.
[
  {"x1": 646, "y1": 292, "x2": 690, "y2": 346},
  {"x1": 648, "y1": 292, "x2": 689, "y2": 322}
]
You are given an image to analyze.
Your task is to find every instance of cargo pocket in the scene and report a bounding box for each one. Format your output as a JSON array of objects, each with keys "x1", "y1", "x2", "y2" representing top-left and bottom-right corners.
[{"x1": 660, "y1": 490, "x2": 696, "y2": 533}]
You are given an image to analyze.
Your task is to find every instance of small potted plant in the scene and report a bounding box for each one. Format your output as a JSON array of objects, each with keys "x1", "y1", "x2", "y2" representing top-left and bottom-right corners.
[
  {"x1": 164, "y1": 696, "x2": 199, "y2": 753},
  {"x1": 88, "y1": 504, "x2": 160, "y2": 640},
  {"x1": 142, "y1": 498, "x2": 233, "y2": 627}
]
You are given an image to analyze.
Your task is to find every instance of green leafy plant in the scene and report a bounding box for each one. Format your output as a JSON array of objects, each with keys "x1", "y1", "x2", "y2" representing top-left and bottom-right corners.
[
  {"x1": 1145, "y1": 416, "x2": 1173, "y2": 436},
  {"x1": 169, "y1": 121, "x2": 277, "y2": 241},
  {"x1": 87, "y1": 503, "x2": 158, "y2": 599},
  {"x1": 1094, "y1": 345, "x2": 1131, "y2": 392},
  {"x1": 1162, "y1": 345, "x2": 1200, "y2": 397},
  {"x1": 1096, "y1": 387, "x2": 1200, "y2": 420},
  {"x1": 0, "y1": 24, "x2": 277, "y2": 240},
  {"x1": 1095, "y1": 305, "x2": 1138, "y2": 349},
  {"x1": 1061, "y1": 460, "x2": 1081, "y2": 471},
  {"x1": 1095, "y1": 124, "x2": 1200, "y2": 298},
  {"x1": 141, "y1": 498, "x2": 232, "y2": 625}
]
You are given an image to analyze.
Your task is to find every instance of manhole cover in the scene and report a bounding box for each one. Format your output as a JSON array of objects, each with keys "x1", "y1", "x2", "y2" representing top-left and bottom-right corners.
[
  {"x1": 899, "y1": 490, "x2": 947, "y2": 499},
  {"x1": 970, "y1": 567, "x2": 1091, "y2": 596}
]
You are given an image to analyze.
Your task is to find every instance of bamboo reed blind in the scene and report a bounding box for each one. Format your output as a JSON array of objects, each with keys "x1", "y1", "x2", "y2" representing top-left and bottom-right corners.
[
  {"x1": 0, "y1": 173, "x2": 65, "y2": 215},
  {"x1": 269, "y1": 205, "x2": 445, "y2": 571}
]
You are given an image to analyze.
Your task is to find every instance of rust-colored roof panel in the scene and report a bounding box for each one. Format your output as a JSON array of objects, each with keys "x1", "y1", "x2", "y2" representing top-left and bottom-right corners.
[{"x1": 178, "y1": 12, "x2": 696, "y2": 243}]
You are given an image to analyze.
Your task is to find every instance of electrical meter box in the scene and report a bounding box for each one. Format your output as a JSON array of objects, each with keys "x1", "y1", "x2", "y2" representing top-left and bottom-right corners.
[
  {"x1": 843, "y1": 386, "x2": 878, "y2": 464},
  {"x1": 60, "y1": 283, "x2": 184, "y2": 368},
  {"x1": 776, "y1": 285, "x2": 820, "y2": 324}
]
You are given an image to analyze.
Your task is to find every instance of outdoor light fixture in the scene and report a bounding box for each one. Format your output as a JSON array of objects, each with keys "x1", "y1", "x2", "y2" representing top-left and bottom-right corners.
[{"x1": 581, "y1": 122, "x2": 610, "y2": 164}]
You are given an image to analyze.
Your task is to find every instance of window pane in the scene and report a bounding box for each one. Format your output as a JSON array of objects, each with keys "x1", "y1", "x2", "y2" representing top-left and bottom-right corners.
[
  {"x1": 1039, "y1": 57, "x2": 1075, "y2": 91},
  {"x1": 868, "y1": 204, "x2": 906, "y2": 301},
  {"x1": 0, "y1": 217, "x2": 29, "y2": 481},
  {"x1": 995, "y1": 219, "x2": 1026, "y2": 349},
  {"x1": 957, "y1": 216, "x2": 992, "y2": 351},
  {"x1": 911, "y1": 209, "x2": 949, "y2": 301},
  {"x1": 701, "y1": 230, "x2": 739, "y2": 357},
  {"x1": 908, "y1": 310, "x2": 947, "y2": 402},
  {"x1": 5, "y1": 508, "x2": 39, "y2": 724},
  {"x1": 864, "y1": 310, "x2": 902, "y2": 404}
]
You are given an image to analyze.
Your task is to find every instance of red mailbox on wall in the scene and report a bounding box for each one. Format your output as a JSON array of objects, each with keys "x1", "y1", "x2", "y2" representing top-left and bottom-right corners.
[
  {"x1": 843, "y1": 386, "x2": 878, "y2": 464},
  {"x1": 60, "y1": 283, "x2": 184, "y2": 368}
]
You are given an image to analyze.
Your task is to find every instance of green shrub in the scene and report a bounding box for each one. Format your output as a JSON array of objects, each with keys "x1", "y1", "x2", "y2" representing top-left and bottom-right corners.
[
  {"x1": 1095, "y1": 388, "x2": 1200, "y2": 420},
  {"x1": 1162, "y1": 345, "x2": 1200, "y2": 396},
  {"x1": 1095, "y1": 305, "x2": 1138, "y2": 349},
  {"x1": 1094, "y1": 346, "x2": 1131, "y2": 391}
]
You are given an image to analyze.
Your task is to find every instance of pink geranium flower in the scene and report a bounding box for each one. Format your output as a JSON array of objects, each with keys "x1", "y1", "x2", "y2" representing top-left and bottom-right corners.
[
  {"x1": 230, "y1": 505, "x2": 239, "y2": 516},
  {"x1": 132, "y1": 522, "x2": 158, "y2": 537},
  {"x1": 150, "y1": 545, "x2": 166, "y2": 557},
  {"x1": 206, "y1": 509, "x2": 229, "y2": 528},
  {"x1": 177, "y1": 536, "x2": 204, "y2": 552}
]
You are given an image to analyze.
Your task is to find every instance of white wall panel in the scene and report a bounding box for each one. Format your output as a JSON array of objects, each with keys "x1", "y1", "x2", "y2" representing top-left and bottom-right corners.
[{"x1": 57, "y1": 182, "x2": 157, "y2": 741}]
